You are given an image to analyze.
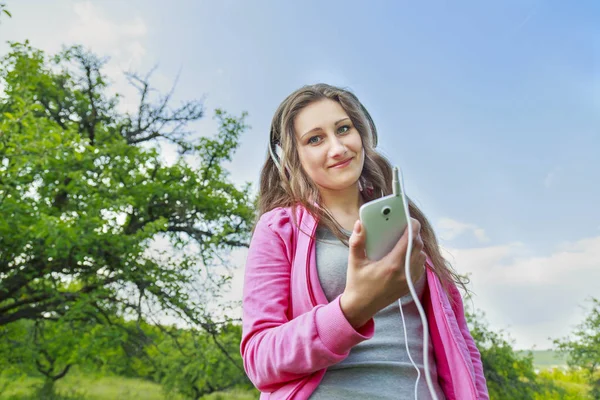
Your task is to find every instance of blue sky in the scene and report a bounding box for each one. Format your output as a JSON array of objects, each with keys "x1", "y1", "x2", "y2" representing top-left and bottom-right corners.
[{"x1": 1, "y1": 0, "x2": 598, "y2": 350}]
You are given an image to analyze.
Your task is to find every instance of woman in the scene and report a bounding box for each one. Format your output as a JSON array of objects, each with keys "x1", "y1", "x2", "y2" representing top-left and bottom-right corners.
[{"x1": 240, "y1": 83, "x2": 489, "y2": 399}]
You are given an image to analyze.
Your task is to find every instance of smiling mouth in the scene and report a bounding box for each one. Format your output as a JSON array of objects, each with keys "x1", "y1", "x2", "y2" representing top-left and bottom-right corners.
[{"x1": 329, "y1": 158, "x2": 353, "y2": 168}]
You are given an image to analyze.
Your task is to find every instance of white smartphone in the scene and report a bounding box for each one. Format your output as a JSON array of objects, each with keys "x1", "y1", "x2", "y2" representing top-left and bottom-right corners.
[{"x1": 359, "y1": 167, "x2": 409, "y2": 261}]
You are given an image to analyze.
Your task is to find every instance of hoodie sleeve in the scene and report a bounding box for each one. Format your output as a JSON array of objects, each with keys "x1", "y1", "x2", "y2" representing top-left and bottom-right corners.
[
  {"x1": 450, "y1": 283, "x2": 490, "y2": 400},
  {"x1": 240, "y1": 209, "x2": 374, "y2": 393}
]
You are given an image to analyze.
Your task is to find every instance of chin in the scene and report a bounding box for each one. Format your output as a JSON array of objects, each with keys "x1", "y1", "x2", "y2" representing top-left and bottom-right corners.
[{"x1": 320, "y1": 176, "x2": 361, "y2": 192}]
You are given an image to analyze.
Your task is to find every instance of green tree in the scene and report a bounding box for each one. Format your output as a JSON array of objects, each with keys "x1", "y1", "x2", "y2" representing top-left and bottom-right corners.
[
  {"x1": 554, "y1": 297, "x2": 600, "y2": 399},
  {"x1": 151, "y1": 323, "x2": 254, "y2": 400},
  {"x1": 0, "y1": 42, "x2": 254, "y2": 392},
  {"x1": 466, "y1": 311, "x2": 564, "y2": 399}
]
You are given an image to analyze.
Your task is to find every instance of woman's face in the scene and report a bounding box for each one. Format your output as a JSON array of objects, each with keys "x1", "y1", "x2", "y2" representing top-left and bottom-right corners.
[{"x1": 293, "y1": 99, "x2": 364, "y2": 193}]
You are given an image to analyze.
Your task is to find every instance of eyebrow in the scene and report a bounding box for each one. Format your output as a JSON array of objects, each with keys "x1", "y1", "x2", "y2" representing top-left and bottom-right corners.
[{"x1": 300, "y1": 118, "x2": 351, "y2": 140}]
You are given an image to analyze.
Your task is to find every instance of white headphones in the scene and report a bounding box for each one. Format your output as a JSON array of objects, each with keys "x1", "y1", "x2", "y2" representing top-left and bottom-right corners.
[{"x1": 268, "y1": 139, "x2": 285, "y2": 173}]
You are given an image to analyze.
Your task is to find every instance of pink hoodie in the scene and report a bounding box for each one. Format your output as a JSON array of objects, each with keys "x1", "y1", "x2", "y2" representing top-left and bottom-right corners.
[{"x1": 241, "y1": 206, "x2": 489, "y2": 399}]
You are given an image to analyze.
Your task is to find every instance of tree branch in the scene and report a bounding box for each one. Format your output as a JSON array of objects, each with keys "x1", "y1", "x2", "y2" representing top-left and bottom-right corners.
[{"x1": 166, "y1": 225, "x2": 248, "y2": 248}]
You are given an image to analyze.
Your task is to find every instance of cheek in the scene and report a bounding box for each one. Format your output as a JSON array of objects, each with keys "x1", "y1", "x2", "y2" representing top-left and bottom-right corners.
[
  {"x1": 350, "y1": 133, "x2": 363, "y2": 152},
  {"x1": 303, "y1": 148, "x2": 324, "y2": 168},
  {"x1": 305, "y1": 153, "x2": 332, "y2": 184},
  {"x1": 298, "y1": 149, "x2": 322, "y2": 177}
]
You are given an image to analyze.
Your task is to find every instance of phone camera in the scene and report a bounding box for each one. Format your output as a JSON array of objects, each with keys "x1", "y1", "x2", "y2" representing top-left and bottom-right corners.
[{"x1": 382, "y1": 206, "x2": 391, "y2": 216}]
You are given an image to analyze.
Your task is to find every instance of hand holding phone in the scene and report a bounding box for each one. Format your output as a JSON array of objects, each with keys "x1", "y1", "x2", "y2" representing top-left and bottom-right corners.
[{"x1": 356, "y1": 167, "x2": 439, "y2": 400}]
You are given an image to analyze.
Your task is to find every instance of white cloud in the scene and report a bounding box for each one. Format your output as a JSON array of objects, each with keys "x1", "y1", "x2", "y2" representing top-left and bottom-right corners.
[
  {"x1": 445, "y1": 235, "x2": 600, "y2": 349},
  {"x1": 2, "y1": 1, "x2": 157, "y2": 114},
  {"x1": 437, "y1": 217, "x2": 489, "y2": 243},
  {"x1": 66, "y1": 1, "x2": 151, "y2": 113},
  {"x1": 220, "y1": 233, "x2": 600, "y2": 350},
  {"x1": 3, "y1": 1, "x2": 149, "y2": 77},
  {"x1": 68, "y1": 1, "x2": 147, "y2": 67},
  {"x1": 454, "y1": 236, "x2": 600, "y2": 286}
]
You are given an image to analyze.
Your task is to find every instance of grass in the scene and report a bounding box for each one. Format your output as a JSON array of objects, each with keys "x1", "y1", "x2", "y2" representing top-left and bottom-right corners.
[
  {"x1": 200, "y1": 389, "x2": 258, "y2": 400},
  {"x1": 0, "y1": 373, "x2": 258, "y2": 400},
  {"x1": 538, "y1": 368, "x2": 594, "y2": 399}
]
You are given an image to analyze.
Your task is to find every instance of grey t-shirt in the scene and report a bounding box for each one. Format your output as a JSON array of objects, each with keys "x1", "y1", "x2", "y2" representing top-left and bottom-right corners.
[{"x1": 309, "y1": 224, "x2": 446, "y2": 400}]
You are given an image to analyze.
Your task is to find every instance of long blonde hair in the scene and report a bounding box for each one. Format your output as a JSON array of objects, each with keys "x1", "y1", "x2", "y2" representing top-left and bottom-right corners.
[{"x1": 256, "y1": 83, "x2": 467, "y2": 295}]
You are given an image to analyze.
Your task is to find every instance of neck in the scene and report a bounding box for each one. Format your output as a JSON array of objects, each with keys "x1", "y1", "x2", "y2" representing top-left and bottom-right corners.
[{"x1": 318, "y1": 183, "x2": 365, "y2": 229}]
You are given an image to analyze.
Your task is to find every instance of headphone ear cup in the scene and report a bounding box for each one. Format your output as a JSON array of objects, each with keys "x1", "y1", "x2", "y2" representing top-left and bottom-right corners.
[
  {"x1": 276, "y1": 144, "x2": 291, "y2": 176},
  {"x1": 274, "y1": 143, "x2": 292, "y2": 177},
  {"x1": 269, "y1": 141, "x2": 289, "y2": 177},
  {"x1": 275, "y1": 144, "x2": 283, "y2": 159},
  {"x1": 268, "y1": 140, "x2": 282, "y2": 171}
]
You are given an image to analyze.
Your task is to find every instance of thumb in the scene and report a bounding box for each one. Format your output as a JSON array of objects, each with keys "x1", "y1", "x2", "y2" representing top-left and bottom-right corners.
[{"x1": 348, "y1": 220, "x2": 367, "y2": 263}]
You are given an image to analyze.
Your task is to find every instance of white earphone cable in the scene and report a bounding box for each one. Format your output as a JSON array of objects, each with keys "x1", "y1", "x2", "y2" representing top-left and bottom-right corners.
[{"x1": 397, "y1": 169, "x2": 439, "y2": 400}]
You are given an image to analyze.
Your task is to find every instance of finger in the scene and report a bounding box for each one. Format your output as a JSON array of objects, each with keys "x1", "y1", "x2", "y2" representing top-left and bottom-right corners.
[
  {"x1": 408, "y1": 248, "x2": 426, "y2": 269},
  {"x1": 410, "y1": 218, "x2": 421, "y2": 236},
  {"x1": 408, "y1": 243, "x2": 423, "y2": 265},
  {"x1": 387, "y1": 218, "x2": 419, "y2": 261},
  {"x1": 411, "y1": 231, "x2": 424, "y2": 250},
  {"x1": 411, "y1": 249, "x2": 426, "y2": 267},
  {"x1": 348, "y1": 220, "x2": 367, "y2": 263},
  {"x1": 410, "y1": 252, "x2": 427, "y2": 282}
]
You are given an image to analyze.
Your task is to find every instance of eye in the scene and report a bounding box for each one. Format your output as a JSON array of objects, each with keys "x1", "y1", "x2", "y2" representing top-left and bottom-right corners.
[
  {"x1": 337, "y1": 125, "x2": 351, "y2": 134},
  {"x1": 308, "y1": 135, "x2": 322, "y2": 145}
]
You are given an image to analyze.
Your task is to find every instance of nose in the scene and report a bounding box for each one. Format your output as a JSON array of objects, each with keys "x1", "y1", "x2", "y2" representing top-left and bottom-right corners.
[{"x1": 328, "y1": 136, "x2": 348, "y2": 159}]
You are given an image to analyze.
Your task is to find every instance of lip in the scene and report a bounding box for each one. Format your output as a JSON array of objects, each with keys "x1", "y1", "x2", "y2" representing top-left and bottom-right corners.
[{"x1": 329, "y1": 157, "x2": 353, "y2": 169}]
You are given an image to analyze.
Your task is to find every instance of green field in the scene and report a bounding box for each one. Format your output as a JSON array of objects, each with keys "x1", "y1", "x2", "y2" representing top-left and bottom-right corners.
[{"x1": 0, "y1": 373, "x2": 258, "y2": 400}]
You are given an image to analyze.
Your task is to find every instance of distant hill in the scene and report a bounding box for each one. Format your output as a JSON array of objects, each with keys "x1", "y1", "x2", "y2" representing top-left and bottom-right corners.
[{"x1": 518, "y1": 349, "x2": 569, "y2": 369}]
